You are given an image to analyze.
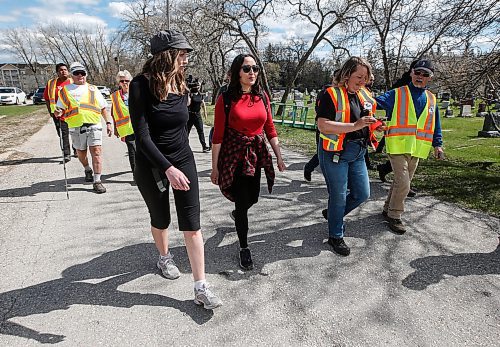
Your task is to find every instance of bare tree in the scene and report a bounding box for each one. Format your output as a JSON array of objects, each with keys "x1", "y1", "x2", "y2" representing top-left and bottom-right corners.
[{"x1": 2, "y1": 27, "x2": 42, "y2": 86}]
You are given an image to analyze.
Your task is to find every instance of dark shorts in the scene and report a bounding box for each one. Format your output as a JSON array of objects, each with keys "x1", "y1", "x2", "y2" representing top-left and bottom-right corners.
[{"x1": 134, "y1": 154, "x2": 200, "y2": 231}]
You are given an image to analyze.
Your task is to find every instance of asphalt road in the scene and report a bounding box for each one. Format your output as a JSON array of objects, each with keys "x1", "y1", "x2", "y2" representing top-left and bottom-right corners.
[{"x1": 0, "y1": 120, "x2": 499, "y2": 346}]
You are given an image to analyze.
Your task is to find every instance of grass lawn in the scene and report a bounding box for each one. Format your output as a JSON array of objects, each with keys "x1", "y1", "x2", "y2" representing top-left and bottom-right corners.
[
  {"x1": 205, "y1": 104, "x2": 499, "y2": 217},
  {"x1": 0, "y1": 104, "x2": 46, "y2": 117}
]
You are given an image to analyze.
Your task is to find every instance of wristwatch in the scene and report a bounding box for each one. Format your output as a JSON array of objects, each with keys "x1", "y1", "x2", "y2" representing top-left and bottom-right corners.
[{"x1": 106, "y1": 121, "x2": 112, "y2": 125}]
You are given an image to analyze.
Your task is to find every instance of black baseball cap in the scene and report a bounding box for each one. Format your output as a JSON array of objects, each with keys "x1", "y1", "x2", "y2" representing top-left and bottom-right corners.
[
  {"x1": 413, "y1": 59, "x2": 434, "y2": 74},
  {"x1": 150, "y1": 30, "x2": 193, "y2": 55}
]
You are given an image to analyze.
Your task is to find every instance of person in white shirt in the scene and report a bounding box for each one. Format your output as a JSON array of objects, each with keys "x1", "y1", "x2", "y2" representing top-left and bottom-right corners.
[{"x1": 54, "y1": 62, "x2": 112, "y2": 194}]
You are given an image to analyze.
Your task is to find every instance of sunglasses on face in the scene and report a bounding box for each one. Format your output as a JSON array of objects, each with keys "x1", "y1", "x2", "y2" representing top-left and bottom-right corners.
[
  {"x1": 414, "y1": 70, "x2": 431, "y2": 78},
  {"x1": 241, "y1": 65, "x2": 260, "y2": 73},
  {"x1": 119, "y1": 80, "x2": 130, "y2": 83},
  {"x1": 73, "y1": 71, "x2": 86, "y2": 76}
]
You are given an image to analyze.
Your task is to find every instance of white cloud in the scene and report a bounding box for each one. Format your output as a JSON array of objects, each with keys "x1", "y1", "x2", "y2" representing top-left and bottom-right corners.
[
  {"x1": 0, "y1": 15, "x2": 17, "y2": 23},
  {"x1": 39, "y1": 0, "x2": 100, "y2": 6},
  {"x1": 60, "y1": 12, "x2": 108, "y2": 28},
  {"x1": 108, "y1": 2, "x2": 130, "y2": 19}
]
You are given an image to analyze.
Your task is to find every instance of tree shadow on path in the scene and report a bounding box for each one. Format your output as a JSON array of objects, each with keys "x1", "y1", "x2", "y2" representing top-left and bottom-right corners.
[
  {"x1": 402, "y1": 243, "x2": 500, "y2": 290},
  {"x1": 0, "y1": 243, "x2": 214, "y2": 344}
]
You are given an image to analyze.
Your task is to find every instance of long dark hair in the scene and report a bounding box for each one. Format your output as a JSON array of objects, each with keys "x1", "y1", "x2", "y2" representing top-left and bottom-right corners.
[
  {"x1": 141, "y1": 49, "x2": 187, "y2": 100},
  {"x1": 227, "y1": 53, "x2": 263, "y2": 101}
]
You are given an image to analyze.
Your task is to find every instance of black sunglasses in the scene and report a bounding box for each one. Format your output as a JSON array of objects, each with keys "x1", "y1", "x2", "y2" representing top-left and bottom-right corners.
[
  {"x1": 414, "y1": 70, "x2": 431, "y2": 78},
  {"x1": 241, "y1": 65, "x2": 260, "y2": 73},
  {"x1": 119, "y1": 80, "x2": 130, "y2": 83},
  {"x1": 73, "y1": 71, "x2": 86, "y2": 76}
]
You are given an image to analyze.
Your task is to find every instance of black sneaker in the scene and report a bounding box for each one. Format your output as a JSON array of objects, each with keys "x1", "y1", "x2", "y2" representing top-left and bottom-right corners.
[
  {"x1": 322, "y1": 208, "x2": 328, "y2": 220},
  {"x1": 84, "y1": 169, "x2": 93, "y2": 182},
  {"x1": 239, "y1": 248, "x2": 253, "y2": 270},
  {"x1": 93, "y1": 181, "x2": 106, "y2": 194},
  {"x1": 382, "y1": 210, "x2": 388, "y2": 219},
  {"x1": 327, "y1": 237, "x2": 350, "y2": 256},
  {"x1": 304, "y1": 167, "x2": 312, "y2": 182},
  {"x1": 387, "y1": 217, "x2": 406, "y2": 235}
]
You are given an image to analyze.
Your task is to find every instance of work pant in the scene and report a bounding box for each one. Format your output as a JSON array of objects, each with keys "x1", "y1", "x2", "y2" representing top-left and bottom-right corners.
[
  {"x1": 304, "y1": 129, "x2": 320, "y2": 174},
  {"x1": 124, "y1": 134, "x2": 136, "y2": 173},
  {"x1": 187, "y1": 112, "x2": 208, "y2": 150},
  {"x1": 52, "y1": 116, "x2": 70, "y2": 157},
  {"x1": 383, "y1": 154, "x2": 420, "y2": 219}
]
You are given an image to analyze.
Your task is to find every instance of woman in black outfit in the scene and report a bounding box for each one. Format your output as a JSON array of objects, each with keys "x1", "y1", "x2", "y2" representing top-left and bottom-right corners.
[{"x1": 129, "y1": 30, "x2": 221, "y2": 310}]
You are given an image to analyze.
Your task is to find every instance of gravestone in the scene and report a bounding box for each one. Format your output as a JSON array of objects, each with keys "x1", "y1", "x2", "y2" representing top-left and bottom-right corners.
[
  {"x1": 478, "y1": 112, "x2": 500, "y2": 138},
  {"x1": 441, "y1": 100, "x2": 450, "y2": 109},
  {"x1": 477, "y1": 103, "x2": 487, "y2": 117},
  {"x1": 460, "y1": 105, "x2": 473, "y2": 117},
  {"x1": 444, "y1": 108, "x2": 454, "y2": 118}
]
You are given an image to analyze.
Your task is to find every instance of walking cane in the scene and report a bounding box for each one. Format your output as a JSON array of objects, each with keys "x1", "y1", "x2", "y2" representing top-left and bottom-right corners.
[{"x1": 58, "y1": 118, "x2": 70, "y2": 199}]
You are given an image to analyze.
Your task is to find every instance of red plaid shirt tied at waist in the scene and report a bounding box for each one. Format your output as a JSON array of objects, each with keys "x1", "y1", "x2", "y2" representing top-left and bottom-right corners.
[{"x1": 217, "y1": 127, "x2": 275, "y2": 202}]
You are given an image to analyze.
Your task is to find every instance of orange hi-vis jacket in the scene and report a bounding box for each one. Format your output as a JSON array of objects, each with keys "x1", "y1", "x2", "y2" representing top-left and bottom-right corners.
[
  {"x1": 385, "y1": 85, "x2": 437, "y2": 158},
  {"x1": 111, "y1": 91, "x2": 134, "y2": 137},
  {"x1": 320, "y1": 86, "x2": 379, "y2": 152},
  {"x1": 58, "y1": 84, "x2": 102, "y2": 128},
  {"x1": 47, "y1": 77, "x2": 73, "y2": 112}
]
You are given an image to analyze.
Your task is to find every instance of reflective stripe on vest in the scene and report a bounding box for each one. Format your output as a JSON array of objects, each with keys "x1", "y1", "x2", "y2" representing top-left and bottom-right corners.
[
  {"x1": 320, "y1": 86, "x2": 378, "y2": 152},
  {"x1": 357, "y1": 87, "x2": 379, "y2": 150},
  {"x1": 111, "y1": 91, "x2": 134, "y2": 137},
  {"x1": 320, "y1": 87, "x2": 348, "y2": 152},
  {"x1": 47, "y1": 78, "x2": 58, "y2": 112},
  {"x1": 385, "y1": 86, "x2": 437, "y2": 158},
  {"x1": 59, "y1": 84, "x2": 101, "y2": 128}
]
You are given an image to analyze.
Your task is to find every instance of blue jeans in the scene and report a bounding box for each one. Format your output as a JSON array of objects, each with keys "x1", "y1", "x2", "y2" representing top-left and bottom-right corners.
[{"x1": 318, "y1": 141, "x2": 370, "y2": 238}]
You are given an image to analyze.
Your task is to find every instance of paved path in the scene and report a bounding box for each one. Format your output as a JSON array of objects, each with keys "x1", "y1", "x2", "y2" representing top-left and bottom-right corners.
[{"x1": 0, "y1": 120, "x2": 499, "y2": 346}]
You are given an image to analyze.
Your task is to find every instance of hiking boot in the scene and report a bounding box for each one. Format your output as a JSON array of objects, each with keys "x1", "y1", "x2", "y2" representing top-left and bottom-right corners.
[
  {"x1": 328, "y1": 237, "x2": 350, "y2": 256},
  {"x1": 84, "y1": 169, "x2": 93, "y2": 182},
  {"x1": 322, "y1": 208, "x2": 328, "y2": 220},
  {"x1": 157, "y1": 253, "x2": 180, "y2": 280},
  {"x1": 407, "y1": 188, "x2": 417, "y2": 197},
  {"x1": 382, "y1": 210, "x2": 388, "y2": 219},
  {"x1": 239, "y1": 248, "x2": 254, "y2": 270},
  {"x1": 387, "y1": 217, "x2": 406, "y2": 235},
  {"x1": 230, "y1": 210, "x2": 236, "y2": 221},
  {"x1": 194, "y1": 283, "x2": 222, "y2": 309},
  {"x1": 304, "y1": 167, "x2": 312, "y2": 182},
  {"x1": 93, "y1": 181, "x2": 106, "y2": 194}
]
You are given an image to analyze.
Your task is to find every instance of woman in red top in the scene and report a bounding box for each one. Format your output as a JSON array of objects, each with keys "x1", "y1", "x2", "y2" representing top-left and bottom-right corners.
[{"x1": 211, "y1": 53, "x2": 286, "y2": 270}]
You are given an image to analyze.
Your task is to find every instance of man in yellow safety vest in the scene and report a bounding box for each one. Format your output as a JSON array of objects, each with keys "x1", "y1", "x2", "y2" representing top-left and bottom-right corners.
[
  {"x1": 375, "y1": 59, "x2": 444, "y2": 234},
  {"x1": 44, "y1": 63, "x2": 73, "y2": 162},
  {"x1": 54, "y1": 62, "x2": 113, "y2": 194}
]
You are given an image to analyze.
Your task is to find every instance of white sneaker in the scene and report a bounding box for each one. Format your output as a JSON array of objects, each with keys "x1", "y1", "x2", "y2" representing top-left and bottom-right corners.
[
  {"x1": 194, "y1": 283, "x2": 222, "y2": 309},
  {"x1": 156, "y1": 253, "x2": 180, "y2": 279}
]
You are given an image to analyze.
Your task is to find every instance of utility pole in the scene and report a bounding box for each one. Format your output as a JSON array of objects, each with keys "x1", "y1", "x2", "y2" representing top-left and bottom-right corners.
[{"x1": 166, "y1": 0, "x2": 170, "y2": 30}]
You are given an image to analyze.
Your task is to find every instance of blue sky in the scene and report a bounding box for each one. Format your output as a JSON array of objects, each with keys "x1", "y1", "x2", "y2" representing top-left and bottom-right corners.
[{"x1": 0, "y1": 0, "x2": 124, "y2": 31}]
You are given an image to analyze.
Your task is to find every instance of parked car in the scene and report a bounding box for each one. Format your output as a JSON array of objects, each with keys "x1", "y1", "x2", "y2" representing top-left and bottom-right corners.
[
  {"x1": 32, "y1": 87, "x2": 46, "y2": 105},
  {"x1": 96, "y1": 86, "x2": 111, "y2": 98},
  {"x1": 0, "y1": 87, "x2": 27, "y2": 105}
]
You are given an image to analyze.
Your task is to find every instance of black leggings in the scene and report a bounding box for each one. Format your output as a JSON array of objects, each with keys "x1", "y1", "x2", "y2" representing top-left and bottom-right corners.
[
  {"x1": 231, "y1": 165, "x2": 262, "y2": 248},
  {"x1": 134, "y1": 154, "x2": 200, "y2": 231},
  {"x1": 187, "y1": 112, "x2": 208, "y2": 149}
]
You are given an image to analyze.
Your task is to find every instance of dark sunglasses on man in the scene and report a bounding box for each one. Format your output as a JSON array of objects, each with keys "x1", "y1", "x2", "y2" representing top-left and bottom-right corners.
[
  {"x1": 119, "y1": 80, "x2": 130, "y2": 83},
  {"x1": 73, "y1": 71, "x2": 86, "y2": 76},
  {"x1": 413, "y1": 70, "x2": 431, "y2": 78},
  {"x1": 241, "y1": 65, "x2": 260, "y2": 73}
]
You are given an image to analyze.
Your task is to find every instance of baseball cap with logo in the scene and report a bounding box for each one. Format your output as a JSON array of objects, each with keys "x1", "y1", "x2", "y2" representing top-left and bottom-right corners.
[
  {"x1": 69, "y1": 62, "x2": 87, "y2": 75},
  {"x1": 413, "y1": 59, "x2": 434, "y2": 75},
  {"x1": 150, "y1": 30, "x2": 193, "y2": 55}
]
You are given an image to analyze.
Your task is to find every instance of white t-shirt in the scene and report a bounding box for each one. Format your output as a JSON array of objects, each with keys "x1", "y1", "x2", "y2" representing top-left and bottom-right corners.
[{"x1": 56, "y1": 83, "x2": 108, "y2": 110}]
